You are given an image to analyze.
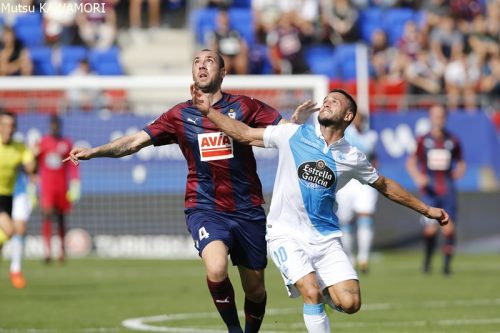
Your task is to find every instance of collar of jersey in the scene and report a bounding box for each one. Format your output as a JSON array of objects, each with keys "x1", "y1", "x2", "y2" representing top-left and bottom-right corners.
[{"x1": 315, "y1": 123, "x2": 346, "y2": 151}]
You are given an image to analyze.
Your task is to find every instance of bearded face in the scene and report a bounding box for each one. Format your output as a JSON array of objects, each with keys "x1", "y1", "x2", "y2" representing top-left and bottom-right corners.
[{"x1": 192, "y1": 50, "x2": 225, "y2": 94}]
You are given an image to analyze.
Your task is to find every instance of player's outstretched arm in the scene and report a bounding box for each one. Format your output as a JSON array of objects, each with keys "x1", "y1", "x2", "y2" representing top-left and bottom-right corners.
[
  {"x1": 191, "y1": 85, "x2": 265, "y2": 147},
  {"x1": 370, "y1": 175, "x2": 449, "y2": 226},
  {"x1": 64, "y1": 131, "x2": 152, "y2": 165}
]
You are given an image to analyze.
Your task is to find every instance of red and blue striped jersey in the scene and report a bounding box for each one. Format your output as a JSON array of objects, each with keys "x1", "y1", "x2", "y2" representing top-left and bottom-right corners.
[
  {"x1": 415, "y1": 130, "x2": 463, "y2": 196},
  {"x1": 144, "y1": 92, "x2": 282, "y2": 211}
]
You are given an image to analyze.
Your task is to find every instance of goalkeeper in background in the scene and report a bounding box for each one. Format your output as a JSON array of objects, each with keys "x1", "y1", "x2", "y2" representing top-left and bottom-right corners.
[{"x1": 36, "y1": 115, "x2": 80, "y2": 263}]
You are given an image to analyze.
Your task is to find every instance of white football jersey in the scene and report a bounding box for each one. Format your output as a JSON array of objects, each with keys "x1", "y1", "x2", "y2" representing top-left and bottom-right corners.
[{"x1": 263, "y1": 123, "x2": 379, "y2": 243}]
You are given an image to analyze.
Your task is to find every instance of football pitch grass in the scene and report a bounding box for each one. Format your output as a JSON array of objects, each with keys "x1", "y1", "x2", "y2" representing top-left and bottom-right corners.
[{"x1": 1, "y1": 252, "x2": 499, "y2": 333}]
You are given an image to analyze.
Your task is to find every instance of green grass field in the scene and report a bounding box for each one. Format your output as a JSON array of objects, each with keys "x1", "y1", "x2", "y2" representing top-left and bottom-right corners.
[{"x1": 1, "y1": 252, "x2": 499, "y2": 333}]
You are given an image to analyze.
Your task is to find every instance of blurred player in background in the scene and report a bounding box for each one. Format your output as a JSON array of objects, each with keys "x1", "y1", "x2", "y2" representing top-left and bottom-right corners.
[
  {"x1": 191, "y1": 86, "x2": 449, "y2": 333},
  {"x1": 406, "y1": 105, "x2": 466, "y2": 275},
  {"x1": 336, "y1": 112, "x2": 379, "y2": 273},
  {"x1": 65, "y1": 49, "x2": 316, "y2": 333},
  {"x1": 37, "y1": 115, "x2": 80, "y2": 264},
  {"x1": 0, "y1": 111, "x2": 36, "y2": 288},
  {"x1": 9, "y1": 171, "x2": 36, "y2": 288}
]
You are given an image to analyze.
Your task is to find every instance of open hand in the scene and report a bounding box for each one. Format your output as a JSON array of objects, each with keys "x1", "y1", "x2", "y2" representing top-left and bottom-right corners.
[{"x1": 290, "y1": 100, "x2": 319, "y2": 124}]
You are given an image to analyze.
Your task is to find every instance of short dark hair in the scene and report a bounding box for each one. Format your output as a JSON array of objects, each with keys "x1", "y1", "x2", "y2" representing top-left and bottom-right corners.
[
  {"x1": 0, "y1": 110, "x2": 16, "y2": 119},
  {"x1": 200, "y1": 48, "x2": 225, "y2": 69},
  {"x1": 330, "y1": 88, "x2": 357, "y2": 120}
]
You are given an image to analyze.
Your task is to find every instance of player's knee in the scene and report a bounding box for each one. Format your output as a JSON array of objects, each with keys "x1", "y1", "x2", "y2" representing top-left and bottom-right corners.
[
  {"x1": 245, "y1": 284, "x2": 266, "y2": 302},
  {"x1": 301, "y1": 287, "x2": 323, "y2": 304},
  {"x1": 340, "y1": 297, "x2": 361, "y2": 314}
]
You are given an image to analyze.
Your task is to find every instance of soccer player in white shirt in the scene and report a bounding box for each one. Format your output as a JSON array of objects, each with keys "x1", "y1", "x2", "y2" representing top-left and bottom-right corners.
[{"x1": 191, "y1": 86, "x2": 449, "y2": 333}]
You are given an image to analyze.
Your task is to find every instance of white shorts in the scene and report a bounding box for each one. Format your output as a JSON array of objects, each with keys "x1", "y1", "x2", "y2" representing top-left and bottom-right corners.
[
  {"x1": 12, "y1": 193, "x2": 32, "y2": 222},
  {"x1": 268, "y1": 236, "x2": 358, "y2": 298},
  {"x1": 336, "y1": 179, "x2": 378, "y2": 223}
]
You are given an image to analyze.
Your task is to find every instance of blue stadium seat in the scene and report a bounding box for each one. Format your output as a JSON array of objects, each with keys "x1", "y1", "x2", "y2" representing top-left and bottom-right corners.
[
  {"x1": 359, "y1": 8, "x2": 383, "y2": 44},
  {"x1": 13, "y1": 13, "x2": 44, "y2": 47},
  {"x1": 13, "y1": 12, "x2": 43, "y2": 28},
  {"x1": 229, "y1": 8, "x2": 254, "y2": 46},
  {"x1": 332, "y1": 44, "x2": 357, "y2": 80},
  {"x1": 191, "y1": 8, "x2": 254, "y2": 46},
  {"x1": 60, "y1": 46, "x2": 88, "y2": 75},
  {"x1": 382, "y1": 8, "x2": 416, "y2": 45},
  {"x1": 89, "y1": 47, "x2": 124, "y2": 75},
  {"x1": 165, "y1": 0, "x2": 184, "y2": 9},
  {"x1": 231, "y1": 0, "x2": 251, "y2": 8},
  {"x1": 29, "y1": 47, "x2": 56, "y2": 76},
  {"x1": 14, "y1": 25, "x2": 44, "y2": 47},
  {"x1": 190, "y1": 8, "x2": 218, "y2": 45},
  {"x1": 305, "y1": 46, "x2": 337, "y2": 78}
]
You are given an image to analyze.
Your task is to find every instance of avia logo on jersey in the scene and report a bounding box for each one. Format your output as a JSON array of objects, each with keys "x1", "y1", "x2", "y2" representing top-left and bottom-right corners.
[
  {"x1": 198, "y1": 132, "x2": 234, "y2": 161},
  {"x1": 297, "y1": 160, "x2": 335, "y2": 189}
]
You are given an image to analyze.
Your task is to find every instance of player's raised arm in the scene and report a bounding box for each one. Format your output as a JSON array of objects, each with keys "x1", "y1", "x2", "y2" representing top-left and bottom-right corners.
[
  {"x1": 284, "y1": 99, "x2": 320, "y2": 125},
  {"x1": 64, "y1": 131, "x2": 152, "y2": 165},
  {"x1": 191, "y1": 84, "x2": 266, "y2": 147},
  {"x1": 370, "y1": 175, "x2": 449, "y2": 226}
]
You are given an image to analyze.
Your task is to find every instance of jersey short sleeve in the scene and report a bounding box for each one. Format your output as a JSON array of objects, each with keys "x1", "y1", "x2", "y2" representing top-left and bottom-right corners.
[
  {"x1": 143, "y1": 106, "x2": 180, "y2": 146},
  {"x1": 263, "y1": 123, "x2": 300, "y2": 148},
  {"x1": 352, "y1": 150, "x2": 379, "y2": 185}
]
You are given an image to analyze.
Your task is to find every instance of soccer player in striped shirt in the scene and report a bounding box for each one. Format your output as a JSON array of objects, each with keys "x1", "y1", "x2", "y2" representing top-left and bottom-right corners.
[
  {"x1": 65, "y1": 49, "x2": 317, "y2": 333},
  {"x1": 406, "y1": 105, "x2": 465, "y2": 275}
]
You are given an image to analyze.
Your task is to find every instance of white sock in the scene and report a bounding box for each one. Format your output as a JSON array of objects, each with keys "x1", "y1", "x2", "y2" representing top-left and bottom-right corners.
[
  {"x1": 357, "y1": 216, "x2": 374, "y2": 265},
  {"x1": 10, "y1": 235, "x2": 24, "y2": 273},
  {"x1": 303, "y1": 303, "x2": 330, "y2": 333}
]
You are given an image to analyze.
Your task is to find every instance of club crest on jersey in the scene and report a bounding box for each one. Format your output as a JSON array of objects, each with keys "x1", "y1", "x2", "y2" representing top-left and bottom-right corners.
[
  {"x1": 297, "y1": 160, "x2": 335, "y2": 189},
  {"x1": 198, "y1": 132, "x2": 234, "y2": 161},
  {"x1": 227, "y1": 109, "x2": 236, "y2": 119}
]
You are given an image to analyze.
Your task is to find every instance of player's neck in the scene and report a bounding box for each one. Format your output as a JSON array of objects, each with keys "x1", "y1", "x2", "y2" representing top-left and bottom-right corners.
[
  {"x1": 320, "y1": 125, "x2": 344, "y2": 146},
  {"x1": 431, "y1": 128, "x2": 444, "y2": 139},
  {"x1": 210, "y1": 90, "x2": 223, "y2": 106}
]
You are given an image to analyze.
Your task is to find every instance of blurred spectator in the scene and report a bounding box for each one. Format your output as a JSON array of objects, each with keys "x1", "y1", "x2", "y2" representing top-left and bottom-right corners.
[
  {"x1": 129, "y1": 0, "x2": 160, "y2": 30},
  {"x1": 397, "y1": 21, "x2": 424, "y2": 61},
  {"x1": 350, "y1": 0, "x2": 370, "y2": 9},
  {"x1": 421, "y1": 0, "x2": 451, "y2": 45},
  {"x1": 450, "y1": 0, "x2": 483, "y2": 22},
  {"x1": 77, "y1": 0, "x2": 117, "y2": 50},
  {"x1": 252, "y1": 0, "x2": 317, "y2": 44},
  {"x1": 405, "y1": 48, "x2": 445, "y2": 95},
  {"x1": 429, "y1": 14, "x2": 464, "y2": 63},
  {"x1": 43, "y1": 0, "x2": 80, "y2": 46},
  {"x1": 370, "y1": 29, "x2": 404, "y2": 81},
  {"x1": 267, "y1": 11, "x2": 310, "y2": 74},
  {"x1": 207, "y1": 9, "x2": 249, "y2": 74},
  {"x1": 444, "y1": 53, "x2": 480, "y2": 110},
  {"x1": 320, "y1": 0, "x2": 359, "y2": 45},
  {"x1": 467, "y1": 14, "x2": 499, "y2": 64},
  {"x1": 66, "y1": 59, "x2": 100, "y2": 111},
  {"x1": 0, "y1": 27, "x2": 33, "y2": 76},
  {"x1": 478, "y1": 55, "x2": 500, "y2": 110},
  {"x1": 205, "y1": 0, "x2": 232, "y2": 8},
  {"x1": 371, "y1": 0, "x2": 398, "y2": 7}
]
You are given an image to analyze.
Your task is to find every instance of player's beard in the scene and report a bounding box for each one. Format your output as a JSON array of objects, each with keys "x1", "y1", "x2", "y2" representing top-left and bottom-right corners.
[
  {"x1": 196, "y1": 76, "x2": 221, "y2": 94},
  {"x1": 318, "y1": 113, "x2": 339, "y2": 127}
]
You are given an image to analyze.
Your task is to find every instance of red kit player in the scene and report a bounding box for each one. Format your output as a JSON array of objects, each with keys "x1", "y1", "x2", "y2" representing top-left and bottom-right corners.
[{"x1": 37, "y1": 115, "x2": 80, "y2": 263}]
